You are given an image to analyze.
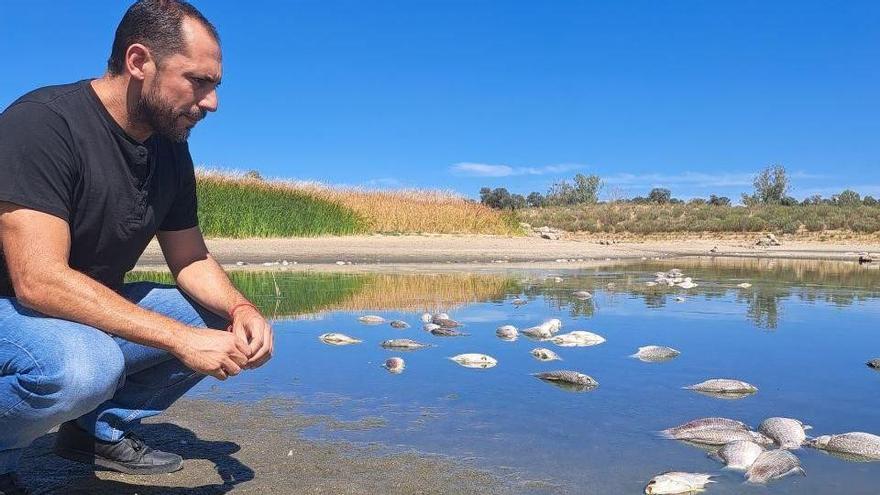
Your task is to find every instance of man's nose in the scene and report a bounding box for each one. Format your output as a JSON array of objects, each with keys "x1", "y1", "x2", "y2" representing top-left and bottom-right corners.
[{"x1": 199, "y1": 89, "x2": 219, "y2": 113}]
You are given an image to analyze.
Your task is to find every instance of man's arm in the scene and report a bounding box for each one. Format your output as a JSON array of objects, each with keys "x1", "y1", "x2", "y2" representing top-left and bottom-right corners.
[
  {"x1": 0, "y1": 202, "x2": 250, "y2": 380},
  {"x1": 157, "y1": 226, "x2": 273, "y2": 369}
]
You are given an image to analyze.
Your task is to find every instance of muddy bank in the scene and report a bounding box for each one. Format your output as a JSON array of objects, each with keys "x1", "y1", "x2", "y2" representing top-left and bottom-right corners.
[{"x1": 18, "y1": 397, "x2": 547, "y2": 495}]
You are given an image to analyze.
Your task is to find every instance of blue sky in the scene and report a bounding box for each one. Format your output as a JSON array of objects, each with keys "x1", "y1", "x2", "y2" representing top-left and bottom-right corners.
[{"x1": 2, "y1": 1, "x2": 878, "y2": 201}]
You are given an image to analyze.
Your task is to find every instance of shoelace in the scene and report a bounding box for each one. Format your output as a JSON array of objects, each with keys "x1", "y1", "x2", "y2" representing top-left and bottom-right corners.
[{"x1": 124, "y1": 432, "x2": 147, "y2": 453}]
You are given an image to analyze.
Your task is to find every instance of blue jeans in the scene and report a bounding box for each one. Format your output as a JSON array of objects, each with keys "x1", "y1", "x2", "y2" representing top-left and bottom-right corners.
[{"x1": 0, "y1": 282, "x2": 227, "y2": 475}]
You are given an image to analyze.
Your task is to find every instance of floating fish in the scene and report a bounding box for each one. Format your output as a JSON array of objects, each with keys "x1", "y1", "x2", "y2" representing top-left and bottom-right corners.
[
  {"x1": 714, "y1": 440, "x2": 765, "y2": 471},
  {"x1": 550, "y1": 331, "x2": 606, "y2": 347},
  {"x1": 665, "y1": 428, "x2": 773, "y2": 446},
  {"x1": 512, "y1": 298, "x2": 527, "y2": 305},
  {"x1": 745, "y1": 449, "x2": 805, "y2": 484},
  {"x1": 677, "y1": 280, "x2": 698, "y2": 289},
  {"x1": 759, "y1": 417, "x2": 811, "y2": 449},
  {"x1": 867, "y1": 358, "x2": 880, "y2": 370},
  {"x1": 674, "y1": 296, "x2": 685, "y2": 303},
  {"x1": 737, "y1": 282, "x2": 753, "y2": 288},
  {"x1": 431, "y1": 312, "x2": 450, "y2": 322},
  {"x1": 685, "y1": 379, "x2": 758, "y2": 395},
  {"x1": 433, "y1": 318, "x2": 462, "y2": 328},
  {"x1": 358, "y1": 315, "x2": 385, "y2": 324},
  {"x1": 449, "y1": 353, "x2": 497, "y2": 369},
  {"x1": 530, "y1": 348, "x2": 562, "y2": 361},
  {"x1": 383, "y1": 357, "x2": 405, "y2": 374},
  {"x1": 430, "y1": 326, "x2": 468, "y2": 337},
  {"x1": 423, "y1": 323, "x2": 441, "y2": 332},
  {"x1": 496, "y1": 325, "x2": 518, "y2": 340},
  {"x1": 644, "y1": 472, "x2": 714, "y2": 494},
  {"x1": 631, "y1": 345, "x2": 680, "y2": 362},
  {"x1": 663, "y1": 417, "x2": 749, "y2": 437},
  {"x1": 380, "y1": 339, "x2": 431, "y2": 350},
  {"x1": 521, "y1": 319, "x2": 562, "y2": 339},
  {"x1": 572, "y1": 290, "x2": 592, "y2": 299},
  {"x1": 807, "y1": 432, "x2": 880, "y2": 461},
  {"x1": 389, "y1": 320, "x2": 410, "y2": 329},
  {"x1": 646, "y1": 281, "x2": 658, "y2": 287},
  {"x1": 533, "y1": 370, "x2": 597, "y2": 387},
  {"x1": 318, "y1": 333, "x2": 362, "y2": 345},
  {"x1": 420, "y1": 313, "x2": 433, "y2": 323}
]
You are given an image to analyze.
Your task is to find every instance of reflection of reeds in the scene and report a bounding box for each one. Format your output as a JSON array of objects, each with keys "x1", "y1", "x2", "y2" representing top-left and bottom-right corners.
[{"x1": 126, "y1": 271, "x2": 519, "y2": 318}]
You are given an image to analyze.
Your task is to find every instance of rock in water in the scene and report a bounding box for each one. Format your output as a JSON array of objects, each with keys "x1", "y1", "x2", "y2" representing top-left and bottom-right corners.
[
  {"x1": 358, "y1": 315, "x2": 385, "y2": 324},
  {"x1": 550, "y1": 331, "x2": 606, "y2": 347},
  {"x1": 318, "y1": 333, "x2": 362, "y2": 345},
  {"x1": 644, "y1": 472, "x2": 715, "y2": 494},
  {"x1": 745, "y1": 449, "x2": 805, "y2": 483},
  {"x1": 496, "y1": 325, "x2": 518, "y2": 340},
  {"x1": 807, "y1": 432, "x2": 880, "y2": 461},
  {"x1": 449, "y1": 353, "x2": 497, "y2": 369},
  {"x1": 383, "y1": 357, "x2": 405, "y2": 373},
  {"x1": 665, "y1": 428, "x2": 773, "y2": 446},
  {"x1": 631, "y1": 345, "x2": 680, "y2": 362},
  {"x1": 685, "y1": 378, "x2": 758, "y2": 395},
  {"x1": 715, "y1": 440, "x2": 765, "y2": 471},
  {"x1": 533, "y1": 370, "x2": 597, "y2": 387},
  {"x1": 530, "y1": 348, "x2": 561, "y2": 361},
  {"x1": 759, "y1": 417, "x2": 811, "y2": 449},
  {"x1": 663, "y1": 417, "x2": 749, "y2": 436},
  {"x1": 867, "y1": 359, "x2": 880, "y2": 370},
  {"x1": 380, "y1": 339, "x2": 431, "y2": 350}
]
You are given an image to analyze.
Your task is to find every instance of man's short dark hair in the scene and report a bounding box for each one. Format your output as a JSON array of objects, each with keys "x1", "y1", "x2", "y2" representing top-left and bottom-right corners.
[{"x1": 108, "y1": 0, "x2": 220, "y2": 75}]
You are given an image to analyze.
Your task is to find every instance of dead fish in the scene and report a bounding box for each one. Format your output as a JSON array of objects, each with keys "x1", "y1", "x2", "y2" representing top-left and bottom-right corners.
[
  {"x1": 714, "y1": 440, "x2": 765, "y2": 471},
  {"x1": 644, "y1": 472, "x2": 715, "y2": 494},
  {"x1": 318, "y1": 333, "x2": 362, "y2": 345},
  {"x1": 674, "y1": 296, "x2": 685, "y2": 303},
  {"x1": 496, "y1": 325, "x2": 518, "y2": 340},
  {"x1": 572, "y1": 290, "x2": 592, "y2": 299},
  {"x1": 530, "y1": 348, "x2": 561, "y2": 361},
  {"x1": 665, "y1": 428, "x2": 773, "y2": 446},
  {"x1": 807, "y1": 432, "x2": 880, "y2": 461},
  {"x1": 550, "y1": 331, "x2": 605, "y2": 347},
  {"x1": 759, "y1": 417, "x2": 811, "y2": 449},
  {"x1": 685, "y1": 379, "x2": 758, "y2": 395},
  {"x1": 533, "y1": 370, "x2": 597, "y2": 387},
  {"x1": 738, "y1": 282, "x2": 753, "y2": 288},
  {"x1": 867, "y1": 358, "x2": 880, "y2": 370},
  {"x1": 433, "y1": 318, "x2": 462, "y2": 328},
  {"x1": 423, "y1": 323, "x2": 441, "y2": 332},
  {"x1": 383, "y1": 357, "x2": 405, "y2": 373},
  {"x1": 389, "y1": 320, "x2": 410, "y2": 329},
  {"x1": 521, "y1": 319, "x2": 562, "y2": 339},
  {"x1": 449, "y1": 353, "x2": 497, "y2": 369},
  {"x1": 745, "y1": 449, "x2": 805, "y2": 483},
  {"x1": 358, "y1": 315, "x2": 385, "y2": 324},
  {"x1": 430, "y1": 326, "x2": 468, "y2": 337},
  {"x1": 512, "y1": 298, "x2": 527, "y2": 305},
  {"x1": 677, "y1": 280, "x2": 698, "y2": 289},
  {"x1": 380, "y1": 339, "x2": 431, "y2": 350},
  {"x1": 431, "y1": 312, "x2": 450, "y2": 323},
  {"x1": 631, "y1": 345, "x2": 680, "y2": 362},
  {"x1": 646, "y1": 281, "x2": 658, "y2": 287},
  {"x1": 420, "y1": 313, "x2": 433, "y2": 323},
  {"x1": 663, "y1": 417, "x2": 749, "y2": 436}
]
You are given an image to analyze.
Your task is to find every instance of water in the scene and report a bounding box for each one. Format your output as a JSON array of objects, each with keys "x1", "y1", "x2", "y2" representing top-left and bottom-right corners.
[{"x1": 180, "y1": 258, "x2": 880, "y2": 494}]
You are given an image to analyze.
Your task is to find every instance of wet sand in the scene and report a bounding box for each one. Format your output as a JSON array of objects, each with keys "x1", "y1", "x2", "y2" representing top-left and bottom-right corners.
[
  {"x1": 19, "y1": 397, "x2": 544, "y2": 495},
  {"x1": 137, "y1": 234, "x2": 880, "y2": 270}
]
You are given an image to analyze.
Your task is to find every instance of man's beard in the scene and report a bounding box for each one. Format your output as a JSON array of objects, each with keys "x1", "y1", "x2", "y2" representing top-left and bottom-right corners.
[{"x1": 134, "y1": 84, "x2": 204, "y2": 143}]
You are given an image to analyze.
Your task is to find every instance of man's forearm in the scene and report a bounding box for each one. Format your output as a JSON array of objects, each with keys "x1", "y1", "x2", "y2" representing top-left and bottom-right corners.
[
  {"x1": 172, "y1": 253, "x2": 251, "y2": 320},
  {"x1": 18, "y1": 267, "x2": 191, "y2": 353}
]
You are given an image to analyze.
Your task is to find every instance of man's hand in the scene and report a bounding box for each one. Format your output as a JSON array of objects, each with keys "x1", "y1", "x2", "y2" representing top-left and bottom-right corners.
[
  {"x1": 230, "y1": 305, "x2": 274, "y2": 369},
  {"x1": 173, "y1": 327, "x2": 251, "y2": 380}
]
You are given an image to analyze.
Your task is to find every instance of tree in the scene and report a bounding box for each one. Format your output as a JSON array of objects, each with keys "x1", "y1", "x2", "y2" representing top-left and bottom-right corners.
[
  {"x1": 708, "y1": 194, "x2": 731, "y2": 206},
  {"x1": 573, "y1": 174, "x2": 602, "y2": 204},
  {"x1": 833, "y1": 189, "x2": 861, "y2": 206},
  {"x1": 780, "y1": 196, "x2": 799, "y2": 206},
  {"x1": 864, "y1": 195, "x2": 878, "y2": 206},
  {"x1": 526, "y1": 192, "x2": 545, "y2": 208},
  {"x1": 802, "y1": 194, "x2": 823, "y2": 206},
  {"x1": 648, "y1": 188, "x2": 672, "y2": 204},
  {"x1": 243, "y1": 169, "x2": 264, "y2": 180},
  {"x1": 751, "y1": 165, "x2": 789, "y2": 204},
  {"x1": 546, "y1": 180, "x2": 577, "y2": 206}
]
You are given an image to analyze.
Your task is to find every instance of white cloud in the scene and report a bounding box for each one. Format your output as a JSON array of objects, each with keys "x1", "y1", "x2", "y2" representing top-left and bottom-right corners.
[{"x1": 451, "y1": 162, "x2": 583, "y2": 177}]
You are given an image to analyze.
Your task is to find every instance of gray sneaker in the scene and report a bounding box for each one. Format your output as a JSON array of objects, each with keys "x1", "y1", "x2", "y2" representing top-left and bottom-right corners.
[{"x1": 53, "y1": 421, "x2": 183, "y2": 475}]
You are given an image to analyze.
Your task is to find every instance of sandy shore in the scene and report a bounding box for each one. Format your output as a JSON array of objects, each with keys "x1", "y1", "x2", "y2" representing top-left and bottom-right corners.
[
  {"x1": 136, "y1": 234, "x2": 880, "y2": 271},
  {"x1": 20, "y1": 397, "x2": 541, "y2": 495}
]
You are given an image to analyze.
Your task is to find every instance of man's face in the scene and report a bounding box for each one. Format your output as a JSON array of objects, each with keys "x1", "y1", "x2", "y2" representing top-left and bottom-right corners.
[{"x1": 135, "y1": 17, "x2": 222, "y2": 142}]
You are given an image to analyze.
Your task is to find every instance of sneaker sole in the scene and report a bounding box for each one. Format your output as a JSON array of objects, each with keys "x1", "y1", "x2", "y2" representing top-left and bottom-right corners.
[{"x1": 53, "y1": 446, "x2": 183, "y2": 475}]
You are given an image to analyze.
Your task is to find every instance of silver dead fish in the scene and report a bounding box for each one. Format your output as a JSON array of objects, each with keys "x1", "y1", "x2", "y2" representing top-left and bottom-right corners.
[
  {"x1": 358, "y1": 315, "x2": 385, "y2": 324},
  {"x1": 530, "y1": 348, "x2": 561, "y2": 361},
  {"x1": 759, "y1": 417, "x2": 811, "y2": 449},
  {"x1": 807, "y1": 432, "x2": 880, "y2": 461},
  {"x1": 389, "y1": 320, "x2": 410, "y2": 329},
  {"x1": 430, "y1": 326, "x2": 468, "y2": 337},
  {"x1": 745, "y1": 449, "x2": 805, "y2": 484},
  {"x1": 380, "y1": 339, "x2": 431, "y2": 350},
  {"x1": 715, "y1": 440, "x2": 764, "y2": 471},
  {"x1": 644, "y1": 472, "x2": 715, "y2": 494},
  {"x1": 631, "y1": 345, "x2": 680, "y2": 362},
  {"x1": 685, "y1": 378, "x2": 758, "y2": 395},
  {"x1": 521, "y1": 319, "x2": 562, "y2": 339},
  {"x1": 572, "y1": 290, "x2": 592, "y2": 299},
  {"x1": 496, "y1": 325, "x2": 518, "y2": 340},
  {"x1": 663, "y1": 417, "x2": 749, "y2": 437},
  {"x1": 533, "y1": 370, "x2": 597, "y2": 387},
  {"x1": 665, "y1": 428, "x2": 773, "y2": 446},
  {"x1": 867, "y1": 358, "x2": 880, "y2": 370},
  {"x1": 550, "y1": 330, "x2": 605, "y2": 347},
  {"x1": 318, "y1": 333, "x2": 362, "y2": 345},
  {"x1": 449, "y1": 353, "x2": 497, "y2": 369}
]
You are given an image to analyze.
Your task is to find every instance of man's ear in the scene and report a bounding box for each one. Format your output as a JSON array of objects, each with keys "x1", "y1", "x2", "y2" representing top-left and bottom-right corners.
[{"x1": 125, "y1": 43, "x2": 154, "y2": 81}]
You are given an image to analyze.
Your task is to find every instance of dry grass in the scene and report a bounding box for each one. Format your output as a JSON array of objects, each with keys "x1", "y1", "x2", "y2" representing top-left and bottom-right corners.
[{"x1": 197, "y1": 169, "x2": 520, "y2": 235}]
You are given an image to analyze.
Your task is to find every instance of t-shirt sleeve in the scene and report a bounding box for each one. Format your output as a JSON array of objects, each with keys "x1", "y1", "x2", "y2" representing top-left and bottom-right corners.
[
  {"x1": 159, "y1": 144, "x2": 199, "y2": 231},
  {"x1": 0, "y1": 101, "x2": 77, "y2": 222}
]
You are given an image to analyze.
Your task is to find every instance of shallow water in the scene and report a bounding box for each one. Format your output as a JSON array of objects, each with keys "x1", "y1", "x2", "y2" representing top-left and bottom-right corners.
[{"x1": 181, "y1": 258, "x2": 880, "y2": 494}]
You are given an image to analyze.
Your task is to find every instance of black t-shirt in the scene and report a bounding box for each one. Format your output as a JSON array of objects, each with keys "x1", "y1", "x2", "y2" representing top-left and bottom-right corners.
[{"x1": 0, "y1": 79, "x2": 198, "y2": 297}]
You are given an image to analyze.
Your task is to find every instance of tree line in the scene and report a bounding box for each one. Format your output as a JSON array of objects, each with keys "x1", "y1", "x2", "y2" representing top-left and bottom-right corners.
[{"x1": 479, "y1": 166, "x2": 876, "y2": 210}]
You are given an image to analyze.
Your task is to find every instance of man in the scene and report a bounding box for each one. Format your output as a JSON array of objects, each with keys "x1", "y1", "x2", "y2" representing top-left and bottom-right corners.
[{"x1": 0, "y1": 1, "x2": 273, "y2": 493}]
